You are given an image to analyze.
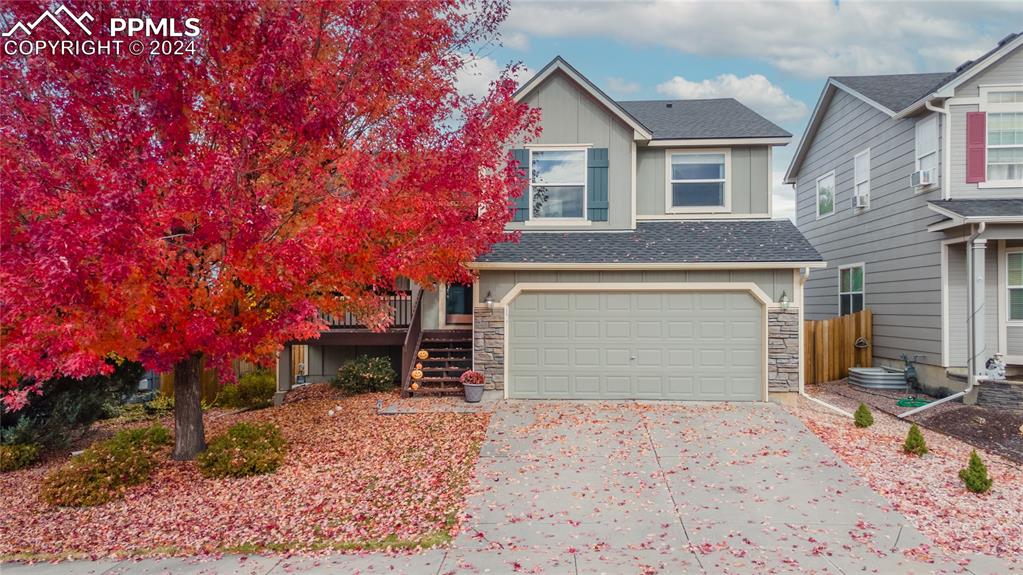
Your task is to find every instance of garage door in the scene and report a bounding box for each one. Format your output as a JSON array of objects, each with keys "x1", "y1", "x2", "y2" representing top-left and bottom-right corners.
[{"x1": 507, "y1": 290, "x2": 763, "y2": 400}]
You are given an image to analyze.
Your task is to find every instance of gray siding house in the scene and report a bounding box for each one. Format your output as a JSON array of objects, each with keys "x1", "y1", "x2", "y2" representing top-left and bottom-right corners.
[
  {"x1": 277, "y1": 56, "x2": 823, "y2": 403},
  {"x1": 786, "y1": 33, "x2": 1023, "y2": 395}
]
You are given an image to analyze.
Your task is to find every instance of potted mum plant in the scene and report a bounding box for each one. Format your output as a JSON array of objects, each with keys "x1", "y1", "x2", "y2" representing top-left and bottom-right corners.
[{"x1": 460, "y1": 370, "x2": 485, "y2": 403}]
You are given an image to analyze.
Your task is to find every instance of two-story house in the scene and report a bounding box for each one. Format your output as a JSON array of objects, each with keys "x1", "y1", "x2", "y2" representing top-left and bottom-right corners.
[
  {"x1": 786, "y1": 32, "x2": 1023, "y2": 399},
  {"x1": 276, "y1": 56, "x2": 823, "y2": 404}
]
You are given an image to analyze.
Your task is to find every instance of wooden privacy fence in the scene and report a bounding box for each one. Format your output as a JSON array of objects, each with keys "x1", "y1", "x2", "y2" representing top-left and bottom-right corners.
[
  {"x1": 160, "y1": 346, "x2": 307, "y2": 402},
  {"x1": 804, "y1": 309, "x2": 872, "y2": 384}
]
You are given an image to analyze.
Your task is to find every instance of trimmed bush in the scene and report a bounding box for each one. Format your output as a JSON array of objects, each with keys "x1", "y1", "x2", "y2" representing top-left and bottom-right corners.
[
  {"x1": 853, "y1": 403, "x2": 874, "y2": 428},
  {"x1": 959, "y1": 450, "x2": 993, "y2": 494},
  {"x1": 40, "y1": 425, "x2": 171, "y2": 507},
  {"x1": 902, "y1": 423, "x2": 928, "y2": 456},
  {"x1": 220, "y1": 371, "x2": 276, "y2": 409},
  {"x1": 197, "y1": 422, "x2": 285, "y2": 478},
  {"x1": 0, "y1": 443, "x2": 39, "y2": 472},
  {"x1": 144, "y1": 392, "x2": 175, "y2": 414},
  {"x1": 333, "y1": 355, "x2": 396, "y2": 395}
]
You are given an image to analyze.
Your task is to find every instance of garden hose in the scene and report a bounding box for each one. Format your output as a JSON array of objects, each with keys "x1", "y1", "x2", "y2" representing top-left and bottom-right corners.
[{"x1": 897, "y1": 397, "x2": 930, "y2": 408}]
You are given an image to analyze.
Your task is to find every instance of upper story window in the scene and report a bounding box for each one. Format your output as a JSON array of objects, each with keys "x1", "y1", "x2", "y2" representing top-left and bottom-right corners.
[
  {"x1": 839, "y1": 264, "x2": 865, "y2": 315},
  {"x1": 816, "y1": 171, "x2": 835, "y2": 218},
  {"x1": 854, "y1": 149, "x2": 870, "y2": 208},
  {"x1": 530, "y1": 148, "x2": 586, "y2": 219},
  {"x1": 665, "y1": 150, "x2": 730, "y2": 213},
  {"x1": 985, "y1": 90, "x2": 1023, "y2": 184},
  {"x1": 914, "y1": 114, "x2": 939, "y2": 181}
]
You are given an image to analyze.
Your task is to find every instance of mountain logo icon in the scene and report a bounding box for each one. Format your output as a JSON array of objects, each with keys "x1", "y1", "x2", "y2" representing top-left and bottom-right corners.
[{"x1": 2, "y1": 5, "x2": 94, "y2": 37}]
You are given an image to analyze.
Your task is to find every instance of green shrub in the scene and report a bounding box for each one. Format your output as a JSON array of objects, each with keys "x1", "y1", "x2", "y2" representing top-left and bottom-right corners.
[
  {"x1": 143, "y1": 392, "x2": 175, "y2": 414},
  {"x1": 40, "y1": 425, "x2": 170, "y2": 507},
  {"x1": 902, "y1": 423, "x2": 928, "y2": 456},
  {"x1": 197, "y1": 422, "x2": 285, "y2": 478},
  {"x1": 0, "y1": 443, "x2": 39, "y2": 472},
  {"x1": 333, "y1": 355, "x2": 396, "y2": 395},
  {"x1": 220, "y1": 371, "x2": 276, "y2": 409},
  {"x1": 959, "y1": 450, "x2": 993, "y2": 494},
  {"x1": 853, "y1": 403, "x2": 874, "y2": 428}
]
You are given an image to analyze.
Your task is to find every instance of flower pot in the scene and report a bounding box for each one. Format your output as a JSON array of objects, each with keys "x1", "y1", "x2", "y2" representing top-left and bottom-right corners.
[{"x1": 463, "y1": 383, "x2": 485, "y2": 403}]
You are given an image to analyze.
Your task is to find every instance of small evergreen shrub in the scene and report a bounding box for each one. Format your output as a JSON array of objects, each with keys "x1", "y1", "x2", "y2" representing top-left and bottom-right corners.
[
  {"x1": 902, "y1": 423, "x2": 928, "y2": 456},
  {"x1": 333, "y1": 355, "x2": 396, "y2": 395},
  {"x1": 853, "y1": 403, "x2": 874, "y2": 428},
  {"x1": 197, "y1": 422, "x2": 285, "y2": 478},
  {"x1": 144, "y1": 392, "x2": 175, "y2": 414},
  {"x1": 0, "y1": 443, "x2": 39, "y2": 472},
  {"x1": 220, "y1": 371, "x2": 276, "y2": 409},
  {"x1": 959, "y1": 450, "x2": 993, "y2": 494},
  {"x1": 40, "y1": 425, "x2": 170, "y2": 507}
]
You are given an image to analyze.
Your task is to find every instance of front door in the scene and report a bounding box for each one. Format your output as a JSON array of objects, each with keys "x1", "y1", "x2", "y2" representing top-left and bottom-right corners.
[{"x1": 445, "y1": 283, "x2": 473, "y2": 325}]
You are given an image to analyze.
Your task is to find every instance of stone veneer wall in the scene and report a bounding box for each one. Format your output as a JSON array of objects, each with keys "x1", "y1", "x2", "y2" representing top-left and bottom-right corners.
[
  {"x1": 474, "y1": 305, "x2": 802, "y2": 394},
  {"x1": 976, "y1": 381, "x2": 1023, "y2": 410},
  {"x1": 473, "y1": 306, "x2": 505, "y2": 390},
  {"x1": 768, "y1": 307, "x2": 800, "y2": 393}
]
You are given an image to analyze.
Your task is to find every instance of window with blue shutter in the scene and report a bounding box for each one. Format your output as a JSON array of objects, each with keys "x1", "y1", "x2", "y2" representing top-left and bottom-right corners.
[{"x1": 587, "y1": 148, "x2": 609, "y2": 221}]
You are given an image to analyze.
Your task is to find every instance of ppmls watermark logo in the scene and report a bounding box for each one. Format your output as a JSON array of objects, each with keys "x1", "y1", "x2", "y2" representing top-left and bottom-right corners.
[{"x1": 3, "y1": 4, "x2": 200, "y2": 57}]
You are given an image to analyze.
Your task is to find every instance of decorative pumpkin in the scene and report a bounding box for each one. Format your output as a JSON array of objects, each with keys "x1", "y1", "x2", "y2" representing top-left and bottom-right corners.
[
  {"x1": 415, "y1": 362, "x2": 423, "y2": 370},
  {"x1": 417, "y1": 349, "x2": 429, "y2": 360},
  {"x1": 411, "y1": 369, "x2": 424, "y2": 380},
  {"x1": 411, "y1": 382, "x2": 420, "y2": 391}
]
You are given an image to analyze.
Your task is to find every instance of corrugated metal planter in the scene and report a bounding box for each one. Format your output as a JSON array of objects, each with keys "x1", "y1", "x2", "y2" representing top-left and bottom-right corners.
[{"x1": 849, "y1": 367, "x2": 907, "y2": 390}]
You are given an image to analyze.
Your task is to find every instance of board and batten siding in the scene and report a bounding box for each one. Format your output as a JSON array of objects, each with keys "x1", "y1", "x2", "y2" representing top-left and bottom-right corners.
[
  {"x1": 477, "y1": 269, "x2": 792, "y2": 304},
  {"x1": 635, "y1": 146, "x2": 771, "y2": 217},
  {"x1": 946, "y1": 244, "x2": 999, "y2": 367},
  {"x1": 510, "y1": 70, "x2": 633, "y2": 231},
  {"x1": 795, "y1": 89, "x2": 945, "y2": 366}
]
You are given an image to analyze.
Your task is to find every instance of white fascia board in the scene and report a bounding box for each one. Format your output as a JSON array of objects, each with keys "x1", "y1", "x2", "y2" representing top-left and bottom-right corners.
[
  {"x1": 513, "y1": 57, "x2": 653, "y2": 141},
  {"x1": 468, "y1": 261, "x2": 827, "y2": 271},
  {"x1": 645, "y1": 137, "x2": 791, "y2": 147}
]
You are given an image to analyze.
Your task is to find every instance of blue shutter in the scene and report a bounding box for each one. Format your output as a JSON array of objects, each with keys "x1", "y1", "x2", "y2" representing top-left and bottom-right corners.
[
  {"x1": 511, "y1": 149, "x2": 529, "y2": 222},
  {"x1": 587, "y1": 148, "x2": 609, "y2": 221}
]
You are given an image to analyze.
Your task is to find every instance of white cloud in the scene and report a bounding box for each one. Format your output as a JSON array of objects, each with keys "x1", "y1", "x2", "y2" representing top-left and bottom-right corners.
[
  {"x1": 656, "y1": 73, "x2": 808, "y2": 123},
  {"x1": 455, "y1": 55, "x2": 533, "y2": 99},
  {"x1": 505, "y1": 1, "x2": 1022, "y2": 78},
  {"x1": 605, "y1": 76, "x2": 641, "y2": 96},
  {"x1": 503, "y1": 31, "x2": 530, "y2": 51}
]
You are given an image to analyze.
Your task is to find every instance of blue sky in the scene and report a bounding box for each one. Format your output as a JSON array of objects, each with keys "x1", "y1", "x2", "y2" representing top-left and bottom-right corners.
[{"x1": 456, "y1": 0, "x2": 1023, "y2": 219}]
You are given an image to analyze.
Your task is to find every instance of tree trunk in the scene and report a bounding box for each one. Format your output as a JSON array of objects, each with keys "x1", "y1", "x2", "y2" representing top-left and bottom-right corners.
[{"x1": 172, "y1": 353, "x2": 206, "y2": 460}]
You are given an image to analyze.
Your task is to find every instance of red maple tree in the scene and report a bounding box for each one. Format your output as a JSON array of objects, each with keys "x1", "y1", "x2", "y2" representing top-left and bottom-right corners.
[{"x1": 0, "y1": 0, "x2": 538, "y2": 458}]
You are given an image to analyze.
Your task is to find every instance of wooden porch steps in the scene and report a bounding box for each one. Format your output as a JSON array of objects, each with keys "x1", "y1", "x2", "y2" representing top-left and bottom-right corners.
[{"x1": 409, "y1": 330, "x2": 472, "y2": 397}]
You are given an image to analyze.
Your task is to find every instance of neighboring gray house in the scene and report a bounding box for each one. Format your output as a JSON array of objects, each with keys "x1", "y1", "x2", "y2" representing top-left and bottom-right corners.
[
  {"x1": 277, "y1": 56, "x2": 823, "y2": 403},
  {"x1": 786, "y1": 32, "x2": 1023, "y2": 395}
]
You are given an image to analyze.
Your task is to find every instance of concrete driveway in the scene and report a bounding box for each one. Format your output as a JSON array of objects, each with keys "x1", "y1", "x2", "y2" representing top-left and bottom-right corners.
[{"x1": 3, "y1": 401, "x2": 1008, "y2": 575}]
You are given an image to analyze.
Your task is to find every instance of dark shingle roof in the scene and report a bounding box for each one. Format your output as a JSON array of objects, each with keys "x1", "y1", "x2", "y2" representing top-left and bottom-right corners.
[
  {"x1": 830, "y1": 73, "x2": 949, "y2": 112},
  {"x1": 476, "y1": 220, "x2": 821, "y2": 264},
  {"x1": 930, "y1": 199, "x2": 1023, "y2": 218},
  {"x1": 618, "y1": 99, "x2": 791, "y2": 140}
]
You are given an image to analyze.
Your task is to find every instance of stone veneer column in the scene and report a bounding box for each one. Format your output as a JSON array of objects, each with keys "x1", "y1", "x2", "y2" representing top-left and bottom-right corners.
[
  {"x1": 473, "y1": 306, "x2": 505, "y2": 391},
  {"x1": 768, "y1": 307, "x2": 800, "y2": 393}
]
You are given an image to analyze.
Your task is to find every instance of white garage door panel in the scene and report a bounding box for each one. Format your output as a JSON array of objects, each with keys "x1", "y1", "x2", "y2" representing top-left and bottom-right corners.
[{"x1": 508, "y1": 291, "x2": 763, "y2": 400}]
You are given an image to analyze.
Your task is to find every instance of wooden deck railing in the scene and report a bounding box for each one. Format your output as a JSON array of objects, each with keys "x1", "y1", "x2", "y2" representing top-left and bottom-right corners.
[
  {"x1": 400, "y1": 290, "x2": 425, "y2": 396},
  {"x1": 804, "y1": 308, "x2": 873, "y2": 384},
  {"x1": 317, "y1": 290, "x2": 414, "y2": 329}
]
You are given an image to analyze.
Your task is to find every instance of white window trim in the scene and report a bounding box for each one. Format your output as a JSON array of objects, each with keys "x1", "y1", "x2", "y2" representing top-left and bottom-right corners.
[
  {"x1": 815, "y1": 171, "x2": 836, "y2": 220},
  {"x1": 979, "y1": 85, "x2": 1023, "y2": 189},
  {"x1": 914, "y1": 114, "x2": 939, "y2": 192},
  {"x1": 1005, "y1": 247, "x2": 1023, "y2": 325},
  {"x1": 853, "y1": 148, "x2": 870, "y2": 209},
  {"x1": 527, "y1": 146, "x2": 588, "y2": 222},
  {"x1": 664, "y1": 148, "x2": 731, "y2": 214},
  {"x1": 838, "y1": 263, "x2": 866, "y2": 316}
]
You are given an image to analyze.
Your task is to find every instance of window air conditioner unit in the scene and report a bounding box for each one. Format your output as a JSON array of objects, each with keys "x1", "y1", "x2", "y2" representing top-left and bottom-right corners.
[
  {"x1": 852, "y1": 194, "x2": 870, "y2": 209},
  {"x1": 910, "y1": 169, "x2": 934, "y2": 188}
]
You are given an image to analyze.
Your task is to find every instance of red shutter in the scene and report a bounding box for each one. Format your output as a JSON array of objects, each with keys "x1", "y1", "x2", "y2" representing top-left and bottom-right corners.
[{"x1": 966, "y1": 112, "x2": 986, "y2": 183}]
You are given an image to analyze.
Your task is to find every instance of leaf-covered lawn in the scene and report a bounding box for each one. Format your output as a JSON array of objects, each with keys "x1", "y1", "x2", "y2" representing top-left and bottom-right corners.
[
  {"x1": 791, "y1": 391, "x2": 1023, "y2": 560},
  {"x1": 0, "y1": 384, "x2": 489, "y2": 560}
]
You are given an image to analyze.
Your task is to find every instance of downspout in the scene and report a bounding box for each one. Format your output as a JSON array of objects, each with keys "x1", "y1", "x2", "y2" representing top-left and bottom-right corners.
[
  {"x1": 900, "y1": 222, "x2": 986, "y2": 418},
  {"x1": 925, "y1": 100, "x2": 951, "y2": 200},
  {"x1": 796, "y1": 266, "x2": 853, "y2": 417}
]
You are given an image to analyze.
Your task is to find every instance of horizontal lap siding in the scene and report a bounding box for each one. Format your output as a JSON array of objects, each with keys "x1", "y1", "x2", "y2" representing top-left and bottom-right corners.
[{"x1": 795, "y1": 90, "x2": 944, "y2": 365}]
